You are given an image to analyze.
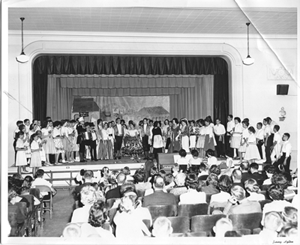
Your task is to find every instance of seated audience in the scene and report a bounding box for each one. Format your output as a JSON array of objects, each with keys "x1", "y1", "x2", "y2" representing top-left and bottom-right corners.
[
  {"x1": 134, "y1": 168, "x2": 152, "y2": 194},
  {"x1": 163, "y1": 173, "x2": 175, "y2": 193},
  {"x1": 262, "y1": 165, "x2": 277, "y2": 186},
  {"x1": 281, "y1": 206, "x2": 298, "y2": 227},
  {"x1": 122, "y1": 166, "x2": 134, "y2": 183},
  {"x1": 206, "y1": 149, "x2": 218, "y2": 167},
  {"x1": 209, "y1": 165, "x2": 221, "y2": 176},
  {"x1": 114, "y1": 196, "x2": 151, "y2": 238},
  {"x1": 278, "y1": 225, "x2": 298, "y2": 238},
  {"x1": 31, "y1": 169, "x2": 57, "y2": 198},
  {"x1": 209, "y1": 175, "x2": 232, "y2": 213},
  {"x1": 71, "y1": 185, "x2": 97, "y2": 223},
  {"x1": 223, "y1": 185, "x2": 261, "y2": 215},
  {"x1": 240, "y1": 160, "x2": 251, "y2": 184},
  {"x1": 80, "y1": 200, "x2": 114, "y2": 238},
  {"x1": 213, "y1": 217, "x2": 233, "y2": 238},
  {"x1": 152, "y1": 217, "x2": 173, "y2": 238},
  {"x1": 259, "y1": 211, "x2": 283, "y2": 241},
  {"x1": 169, "y1": 173, "x2": 188, "y2": 197},
  {"x1": 248, "y1": 162, "x2": 267, "y2": 187},
  {"x1": 231, "y1": 169, "x2": 244, "y2": 188},
  {"x1": 179, "y1": 172, "x2": 206, "y2": 205},
  {"x1": 62, "y1": 223, "x2": 82, "y2": 238},
  {"x1": 244, "y1": 178, "x2": 265, "y2": 201},
  {"x1": 202, "y1": 173, "x2": 219, "y2": 195},
  {"x1": 143, "y1": 176, "x2": 177, "y2": 207},
  {"x1": 271, "y1": 172, "x2": 295, "y2": 201},
  {"x1": 176, "y1": 149, "x2": 188, "y2": 172},
  {"x1": 73, "y1": 170, "x2": 95, "y2": 206},
  {"x1": 105, "y1": 172, "x2": 126, "y2": 200},
  {"x1": 188, "y1": 149, "x2": 201, "y2": 173},
  {"x1": 198, "y1": 163, "x2": 209, "y2": 179}
]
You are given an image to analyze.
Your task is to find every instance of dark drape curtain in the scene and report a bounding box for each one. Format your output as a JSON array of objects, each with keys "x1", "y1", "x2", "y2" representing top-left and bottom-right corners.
[{"x1": 33, "y1": 55, "x2": 229, "y2": 123}]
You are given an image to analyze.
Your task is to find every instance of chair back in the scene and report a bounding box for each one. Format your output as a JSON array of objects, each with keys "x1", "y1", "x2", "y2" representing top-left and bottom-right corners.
[
  {"x1": 34, "y1": 185, "x2": 51, "y2": 193},
  {"x1": 30, "y1": 188, "x2": 41, "y2": 199},
  {"x1": 147, "y1": 205, "x2": 177, "y2": 221},
  {"x1": 228, "y1": 212, "x2": 263, "y2": 231},
  {"x1": 106, "y1": 198, "x2": 120, "y2": 209},
  {"x1": 191, "y1": 214, "x2": 226, "y2": 233},
  {"x1": 206, "y1": 194, "x2": 212, "y2": 205},
  {"x1": 177, "y1": 203, "x2": 208, "y2": 217},
  {"x1": 20, "y1": 194, "x2": 34, "y2": 213},
  {"x1": 167, "y1": 216, "x2": 190, "y2": 233}
]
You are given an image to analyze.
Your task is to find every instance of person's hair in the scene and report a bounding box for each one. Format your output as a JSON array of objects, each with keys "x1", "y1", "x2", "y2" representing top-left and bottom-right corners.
[
  {"x1": 152, "y1": 217, "x2": 173, "y2": 237},
  {"x1": 154, "y1": 176, "x2": 165, "y2": 189},
  {"x1": 16, "y1": 120, "x2": 23, "y2": 126},
  {"x1": 35, "y1": 169, "x2": 45, "y2": 178},
  {"x1": 53, "y1": 121, "x2": 61, "y2": 128},
  {"x1": 191, "y1": 149, "x2": 199, "y2": 157},
  {"x1": 268, "y1": 184, "x2": 284, "y2": 200},
  {"x1": 228, "y1": 115, "x2": 233, "y2": 119},
  {"x1": 232, "y1": 169, "x2": 242, "y2": 182},
  {"x1": 278, "y1": 225, "x2": 298, "y2": 237},
  {"x1": 214, "y1": 218, "x2": 233, "y2": 237},
  {"x1": 159, "y1": 169, "x2": 166, "y2": 178},
  {"x1": 154, "y1": 121, "x2": 160, "y2": 128},
  {"x1": 174, "y1": 173, "x2": 186, "y2": 187},
  {"x1": 250, "y1": 162, "x2": 259, "y2": 170},
  {"x1": 205, "y1": 116, "x2": 213, "y2": 123},
  {"x1": 133, "y1": 169, "x2": 145, "y2": 183},
  {"x1": 234, "y1": 117, "x2": 241, "y2": 123},
  {"x1": 128, "y1": 120, "x2": 135, "y2": 127},
  {"x1": 244, "y1": 178, "x2": 260, "y2": 193},
  {"x1": 206, "y1": 149, "x2": 215, "y2": 157},
  {"x1": 282, "y1": 206, "x2": 298, "y2": 226},
  {"x1": 23, "y1": 119, "x2": 29, "y2": 124},
  {"x1": 172, "y1": 118, "x2": 179, "y2": 124},
  {"x1": 264, "y1": 165, "x2": 277, "y2": 175},
  {"x1": 239, "y1": 161, "x2": 249, "y2": 171},
  {"x1": 189, "y1": 120, "x2": 195, "y2": 124},
  {"x1": 19, "y1": 124, "x2": 26, "y2": 132},
  {"x1": 116, "y1": 172, "x2": 126, "y2": 185},
  {"x1": 242, "y1": 120, "x2": 249, "y2": 127},
  {"x1": 283, "y1": 133, "x2": 290, "y2": 139},
  {"x1": 263, "y1": 211, "x2": 283, "y2": 232},
  {"x1": 163, "y1": 173, "x2": 174, "y2": 186},
  {"x1": 185, "y1": 173, "x2": 198, "y2": 189},
  {"x1": 62, "y1": 223, "x2": 81, "y2": 237},
  {"x1": 12, "y1": 173, "x2": 22, "y2": 180},
  {"x1": 88, "y1": 200, "x2": 108, "y2": 227},
  {"x1": 179, "y1": 149, "x2": 187, "y2": 157},
  {"x1": 120, "y1": 119, "x2": 125, "y2": 124},
  {"x1": 24, "y1": 175, "x2": 33, "y2": 183},
  {"x1": 257, "y1": 122, "x2": 263, "y2": 127},
  {"x1": 122, "y1": 166, "x2": 131, "y2": 175},
  {"x1": 196, "y1": 179, "x2": 206, "y2": 192},
  {"x1": 80, "y1": 185, "x2": 96, "y2": 206},
  {"x1": 274, "y1": 125, "x2": 280, "y2": 132},
  {"x1": 84, "y1": 170, "x2": 94, "y2": 180},
  {"x1": 206, "y1": 173, "x2": 219, "y2": 187},
  {"x1": 119, "y1": 195, "x2": 135, "y2": 213},
  {"x1": 199, "y1": 163, "x2": 207, "y2": 171},
  {"x1": 248, "y1": 126, "x2": 255, "y2": 134},
  {"x1": 271, "y1": 173, "x2": 289, "y2": 189},
  {"x1": 16, "y1": 131, "x2": 25, "y2": 139},
  {"x1": 198, "y1": 119, "x2": 205, "y2": 126},
  {"x1": 120, "y1": 183, "x2": 136, "y2": 197},
  {"x1": 230, "y1": 185, "x2": 246, "y2": 201},
  {"x1": 218, "y1": 175, "x2": 233, "y2": 193},
  {"x1": 149, "y1": 119, "x2": 153, "y2": 124},
  {"x1": 209, "y1": 165, "x2": 221, "y2": 176}
]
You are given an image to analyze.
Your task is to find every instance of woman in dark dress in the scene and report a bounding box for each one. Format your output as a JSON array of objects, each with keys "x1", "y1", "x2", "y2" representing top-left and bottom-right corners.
[{"x1": 171, "y1": 118, "x2": 181, "y2": 153}]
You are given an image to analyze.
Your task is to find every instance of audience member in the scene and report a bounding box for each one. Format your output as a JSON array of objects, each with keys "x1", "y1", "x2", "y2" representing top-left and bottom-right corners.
[
  {"x1": 248, "y1": 162, "x2": 267, "y2": 187},
  {"x1": 263, "y1": 165, "x2": 277, "y2": 186},
  {"x1": 179, "y1": 172, "x2": 206, "y2": 204},
  {"x1": 271, "y1": 172, "x2": 295, "y2": 201},
  {"x1": 231, "y1": 169, "x2": 244, "y2": 188},
  {"x1": 31, "y1": 169, "x2": 57, "y2": 198},
  {"x1": 134, "y1": 168, "x2": 152, "y2": 194},
  {"x1": 163, "y1": 173, "x2": 175, "y2": 193},
  {"x1": 209, "y1": 165, "x2": 221, "y2": 176},
  {"x1": 281, "y1": 206, "x2": 298, "y2": 227},
  {"x1": 142, "y1": 176, "x2": 177, "y2": 207},
  {"x1": 202, "y1": 173, "x2": 219, "y2": 195},
  {"x1": 240, "y1": 161, "x2": 251, "y2": 184},
  {"x1": 223, "y1": 185, "x2": 261, "y2": 215},
  {"x1": 244, "y1": 178, "x2": 265, "y2": 201},
  {"x1": 105, "y1": 172, "x2": 126, "y2": 200},
  {"x1": 152, "y1": 217, "x2": 173, "y2": 238},
  {"x1": 169, "y1": 173, "x2": 188, "y2": 197},
  {"x1": 198, "y1": 163, "x2": 209, "y2": 179},
  {"x1": 62, "y1": 223, "x2": 82, "y2": 238},
  {"x1": 259, "y1": 211, "x2": 283, "y2": 241},
  {"x1": 213, "y1": 217, "x2": 233, "y2": 238}
]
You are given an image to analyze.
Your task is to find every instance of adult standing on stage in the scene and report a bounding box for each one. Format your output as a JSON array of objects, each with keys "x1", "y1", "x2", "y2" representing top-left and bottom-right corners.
[
  {"x1": 76, "y1": 117, "x2": 86, "y2": 162},
  {"x1": 140, "y1": 118, "x2": 151, "y2": 160},
  {"x1": 170, "y1": 118, "x2": 181, "y2": 153},
  {"x1": 114, "y1": 118, "x2": 124, "y2": 160},
  {"x1": 152, "y1": 121, "x2": 164, "y2": 164},
  {"x1": 226, "y1": 115, "x2": 235, "y2": 157},
  {"x1": 213, "y1": 118, "x2": 226, "y2": 158}
]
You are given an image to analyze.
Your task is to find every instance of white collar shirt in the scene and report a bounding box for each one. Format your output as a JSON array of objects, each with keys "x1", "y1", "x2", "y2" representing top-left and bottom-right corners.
[
  {"x1": 227, "y1": 120, "x2": 235, "y2": 133},
  {"x1": 213, "y1": 124, "x2": 226, "y2": 135},
  {"x1": 282, "y1": 140, "x2": 292, "y2": 156}
]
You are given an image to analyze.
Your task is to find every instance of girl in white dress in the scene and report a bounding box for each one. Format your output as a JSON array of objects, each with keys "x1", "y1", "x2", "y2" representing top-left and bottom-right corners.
[
  {"x1": 238, "y1": 120, "x2": 250, "y2": 161},
  {"x1": 230, "y1": 117, "x2": 243, "y2": 159},
  {"x1": 41, "y1": 120, "x2": 55, "y2": 165},
  {"x1": 30, "y1": 133, "x2": 42, "y2": 176},
  {"x1": 178, "y1": 119, "x2": 190, "y2": 153},
  {"x1": 53, "y1": 121, "x2": 64, "y2": 165},
  {"x1": 107, "y1": 122, "x2": 115, "y2": 159},
  {"x1": 244, "y1": 126, "x2": 261, "y2": 161},
  {"x1": 101, "y1": 123, "x2": 110, "y2": 160},
  {"x1": 15, "y1": 131, "x2": 28, "y2": 174},
  {"x1": 203, "y1": 119, "x2": 215, "y2": 153},
  {"x1": 189, "y1": 120, "x2": 196, "y2": 151},
  {"x1": 196, "y1": 119, "x2": 206, "y2": 158}
]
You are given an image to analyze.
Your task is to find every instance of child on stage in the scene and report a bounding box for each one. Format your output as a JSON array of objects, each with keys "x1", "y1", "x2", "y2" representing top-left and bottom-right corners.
[
  {"x1": 30, "y1": 133, "x2": 42, "y2": 176},
  {"x1": 15, "y1": 131, "x2": 28, "y2": 174}
]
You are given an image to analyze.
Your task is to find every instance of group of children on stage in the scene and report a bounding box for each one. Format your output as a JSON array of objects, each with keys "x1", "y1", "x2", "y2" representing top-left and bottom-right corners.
[{"x1": 13, "y1": 115, "x2": 292, "y2": 178}]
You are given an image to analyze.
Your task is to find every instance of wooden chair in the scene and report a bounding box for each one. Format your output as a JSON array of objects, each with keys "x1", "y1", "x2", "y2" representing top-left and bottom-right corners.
[
  {"x1": 147, "y1": 205, "x2": 177, "y2": 221},
  {"x1": 35, "y1": 185, "x2": 53, "y2": 219},
  {"x1": 191, "y1": 214, "x2": 226, "y2": 236},
  {"x1": 185, "y1": 231, "x2": 207, "y2": 237},
  {"x1": 167, "y1": 216, "x2": 190, "y2": 233},
  {"x1": 237, "y1": 228, "x2": 251, "y2": 236},
  {"x1": 259, "y1": 200, "x2": 272, "y2": 210},
  {"x1": 177, "y1": 203, "x2": 208, "y2": 218},
  {"x1": 228, "y1": 212, "x2": 263, "y2": 232}
]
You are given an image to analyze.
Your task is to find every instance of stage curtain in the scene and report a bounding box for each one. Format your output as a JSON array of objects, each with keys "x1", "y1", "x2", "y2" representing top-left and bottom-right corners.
[
  {"x1": 46, "y1": 75, "x2": 74, "y2": 121},
  {"x1": 33, "y1": 55, "x2": 228, "y2": 122}
]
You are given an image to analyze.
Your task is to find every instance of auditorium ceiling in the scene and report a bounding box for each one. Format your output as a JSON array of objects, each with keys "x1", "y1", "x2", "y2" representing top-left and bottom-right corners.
[{"x1": 8, "y1": 7, "x2": 296, "y2": 35}]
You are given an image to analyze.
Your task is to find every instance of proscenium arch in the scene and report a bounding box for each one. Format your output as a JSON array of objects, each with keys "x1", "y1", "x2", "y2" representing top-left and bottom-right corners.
[{"x1": 18, "y1": 38, "x2": 244, "y2": 120}]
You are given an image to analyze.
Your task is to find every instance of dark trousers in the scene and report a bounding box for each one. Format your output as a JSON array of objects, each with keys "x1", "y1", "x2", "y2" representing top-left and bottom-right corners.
[
  {"x1": 79, "y1": 142, "x2": 86, "y2": 160},
  {"x1": 165, "y1": 138, "x2": 171, "y2": 150},
  {"x1": 153, "y1": 147, "x2": 162, "y2": 166},
  {"x1": 142, "y1": 135, "x2": 150, "y2": 152},
  {"x1": 114, "y1": 136, "x2": 123, "y2": 152},
  {"x1": 265, "y1": 134, "x2": 274, "y2": 163},
  {"x1": 215, "y1": 135, "x2": 225, "y2": 157},
  {"x1": 225, "y1": 134, "x2": 233, "y2": 157},
  {"x1": 273, "y1": 153, "x2": 291, "y2": 181},
  {"x1": 85, "y1": 140, "x2": 97, "y2": 160},
  {"x1": 257, "y1": 140, "x2": 264, "y2": 159}
]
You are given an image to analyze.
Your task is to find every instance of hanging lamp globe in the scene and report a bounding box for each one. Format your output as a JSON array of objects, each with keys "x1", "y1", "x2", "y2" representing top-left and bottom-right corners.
[
  {"x1": 242, "y1": 22, "x2": 254, "y2": 66},
  {"x1": 16, "y1": 17, "x2": 29, "y2": 63}
]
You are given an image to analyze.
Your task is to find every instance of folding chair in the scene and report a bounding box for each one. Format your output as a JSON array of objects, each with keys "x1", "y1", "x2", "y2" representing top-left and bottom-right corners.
[
  {"x1": 167, "y1": 216, "x2": 190, "y2": 233},
  {"x1": 35, "y1": 185, "x2": 53, "y2": 219},
  {"x1": 177, "y1": 203, "x2": 208, "y2": 218},
  {"x1": 228, "y1": 212, "x2": 263, "y2": 232},
  {"x1": 147, "y1": 205, "x2": 177, "y2": 221},
  {"x1": 191, "y1": 214, "x2": 226, "y2": 236}
]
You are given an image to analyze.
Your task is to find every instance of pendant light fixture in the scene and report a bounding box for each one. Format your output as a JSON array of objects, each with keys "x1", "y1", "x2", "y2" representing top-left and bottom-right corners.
[
  {"x1": 242, "y1": 22, "x2": 254, "y2": 66},
  {"x1": 16, "y1": 17, "x2": 29, "y2": 63}
]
